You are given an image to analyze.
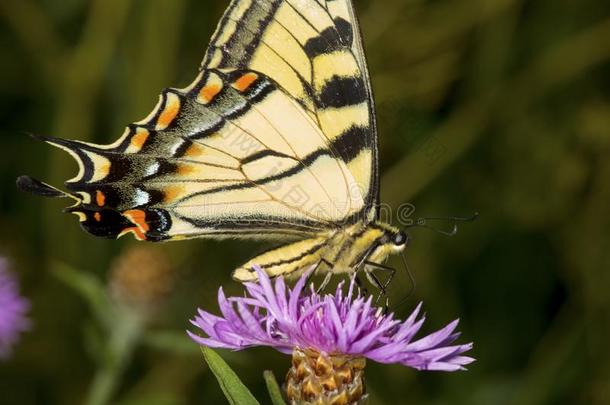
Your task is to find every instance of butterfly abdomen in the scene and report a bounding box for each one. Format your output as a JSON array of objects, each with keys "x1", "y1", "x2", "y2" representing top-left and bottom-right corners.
[{"x1": 233, "y1": 221, "x2": 405, "y2": 282}]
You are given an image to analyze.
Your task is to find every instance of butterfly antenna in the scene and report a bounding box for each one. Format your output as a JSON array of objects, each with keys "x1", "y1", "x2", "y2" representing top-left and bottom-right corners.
[
  {"x1": 394, "y1": 251, "x2": 416, "y2": 309},
  {"x1": 410, "y1": 212, "x2": 479, "y2": 236}
]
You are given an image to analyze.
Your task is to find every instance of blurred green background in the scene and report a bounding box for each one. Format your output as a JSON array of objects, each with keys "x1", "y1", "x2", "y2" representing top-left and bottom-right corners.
[{"x1": 1, "y1": 0, "x2": 609, "y2": 404}]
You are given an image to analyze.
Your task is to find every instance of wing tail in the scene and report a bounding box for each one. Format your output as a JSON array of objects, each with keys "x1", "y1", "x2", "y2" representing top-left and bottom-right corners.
[{"x1": 16, "y1": 175, "x2": 73, "y2": 199}]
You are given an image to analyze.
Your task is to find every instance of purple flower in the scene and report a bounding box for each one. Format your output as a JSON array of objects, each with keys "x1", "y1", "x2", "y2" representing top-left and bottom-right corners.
[
  {"x1": 0, "y1": 258, "x2": 31, "y2": 359},
  {"x1": 189, "y1": 267, "x2": 473, "y2": 371}
]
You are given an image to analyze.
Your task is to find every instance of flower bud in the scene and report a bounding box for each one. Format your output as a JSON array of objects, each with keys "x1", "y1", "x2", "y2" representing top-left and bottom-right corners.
[{"x1": 109, "y1": 246, "x2": 174, "y2": 310}]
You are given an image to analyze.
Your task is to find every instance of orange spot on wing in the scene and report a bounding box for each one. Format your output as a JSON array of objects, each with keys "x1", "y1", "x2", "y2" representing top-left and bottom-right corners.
[
  {"x1": 123, "y1": 209, "x2": 150, "y2": 232},
  {"x1": 94, "y1": 212, "x2": 102, "y2": 222},
  {"x1": 163, "y1": 186, "x2": 185, "y2": 203},
  {"x1": 233, "y1": 73, "x2": 258, "y2": 92},
  {"x1": 120, "y1": 210, "x2": 149, "y2": 241},
  {"x1": 183, "y1": 143, "x2": 204, "y2": 158},
  {"x1": 95, "y1": 190, "x2": 106, "y2": 207},
  {"x1": 130, "y1": 129, "x2": 149, "y2": 151},
  {"x1": 198, "y1": 84, "x2": 222, "y2": 104},
  {"x1": 177, "y1": 164, "x2": 195, "y2": 176},
  {"x1": 156, "y1": 94, "x2": 181, "y2": 130}
]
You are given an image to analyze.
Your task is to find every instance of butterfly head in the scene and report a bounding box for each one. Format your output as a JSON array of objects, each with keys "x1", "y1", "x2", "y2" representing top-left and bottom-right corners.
[
  {"x1": 391, "y1": 230, "x2": 409, "y2": 250},
  {"x1": 383, "y1": 229, "x2": 409, "y2": 257},
  {"x1": 367, "y1": 223, "x2": 410, "y2": 261},
  {"x1": 360, "y1": 225, "x2": 408, "y2": 268}
]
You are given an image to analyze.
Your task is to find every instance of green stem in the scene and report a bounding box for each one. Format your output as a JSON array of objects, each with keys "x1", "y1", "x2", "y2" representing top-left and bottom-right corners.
[
  {"x1": 85, "y1": 309, "x2": 144, "y2": 405},
  {"x1": 264, "y1": 371, "x2": 287, "y2": 405}
]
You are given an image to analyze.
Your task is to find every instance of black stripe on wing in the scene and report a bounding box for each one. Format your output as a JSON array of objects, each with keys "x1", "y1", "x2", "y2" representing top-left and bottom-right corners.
[
  {"x1": 181, "y1": 149, "x2": 332, "y2": 201},
  {"x1": 315, "y1": 75, "x2": 367, "y2": 109}
]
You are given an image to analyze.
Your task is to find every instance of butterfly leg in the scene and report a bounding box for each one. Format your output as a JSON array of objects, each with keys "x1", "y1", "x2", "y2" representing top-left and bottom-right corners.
[
  {"x1": 363, "y1": 261, "x2": 396, "y2": 304},
  {"x1": 364, "y1": 270, "x2": 390, "y2": 311},
  {"x1": 312, "y1": 259, "x2": 335, "y2": 293},
  {"x1": 354, "y1": 274, "x2": 369, "y2": 296}
]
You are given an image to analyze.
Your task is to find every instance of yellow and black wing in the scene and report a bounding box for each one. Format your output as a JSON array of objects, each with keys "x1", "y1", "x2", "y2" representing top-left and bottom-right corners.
[
  {"x1": 18, "y1": 0, "x2": 379, "y2": 242},
  {"x1": 204, "y1": 0, "x2": 379, "y2": 208}
]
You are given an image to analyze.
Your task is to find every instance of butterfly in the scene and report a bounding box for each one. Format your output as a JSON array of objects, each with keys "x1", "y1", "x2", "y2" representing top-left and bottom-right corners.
[{"x1": 18, "y1": 0, "x2": 409, "y2": 288}]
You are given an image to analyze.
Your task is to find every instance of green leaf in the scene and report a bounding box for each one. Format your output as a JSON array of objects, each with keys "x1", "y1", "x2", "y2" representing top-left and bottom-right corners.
[
  {"x1": 201, "y1": 347, "x2": 260, "y2": 405},
  {"x1": 264, "y1": 371, "x2": 287, "y2": 405}
]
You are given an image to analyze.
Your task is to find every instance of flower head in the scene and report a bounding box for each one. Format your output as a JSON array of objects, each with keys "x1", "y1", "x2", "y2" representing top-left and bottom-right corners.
[
  {"x1": 0, "y1": 258, "x2": 30, "y2": 359},
  {"x1": 189, "y1": 267, "x2": 473, "y2": 372}
]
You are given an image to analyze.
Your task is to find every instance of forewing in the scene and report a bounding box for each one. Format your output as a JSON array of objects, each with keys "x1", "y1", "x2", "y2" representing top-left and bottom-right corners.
[{"x1": 203, "y1": 0, "x2": 379, "y2": 212}]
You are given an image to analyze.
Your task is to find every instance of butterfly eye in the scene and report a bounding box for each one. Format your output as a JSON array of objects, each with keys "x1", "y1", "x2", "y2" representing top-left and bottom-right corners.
[{"x1": 393, "y1": 231, "x2": 409, "y2": 246}]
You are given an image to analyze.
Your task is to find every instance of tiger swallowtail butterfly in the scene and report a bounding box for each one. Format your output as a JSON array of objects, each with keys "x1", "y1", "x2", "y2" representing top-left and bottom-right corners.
[{"x1": 18, "y1": 0, "x2": 409, "y2": 286}]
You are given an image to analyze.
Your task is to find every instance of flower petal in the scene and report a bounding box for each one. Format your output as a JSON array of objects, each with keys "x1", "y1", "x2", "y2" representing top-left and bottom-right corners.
[{"x1": 188, "y1": 265, "x2": 473, "y2": 373}]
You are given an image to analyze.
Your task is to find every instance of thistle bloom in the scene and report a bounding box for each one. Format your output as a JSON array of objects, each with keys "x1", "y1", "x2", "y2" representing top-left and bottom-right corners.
[
  {"x1": 0, "y1": 258, "x2": 30, "y2": 359},
  {"x1": 189, "y1": 267, "x2": 473, "y2": 404}
]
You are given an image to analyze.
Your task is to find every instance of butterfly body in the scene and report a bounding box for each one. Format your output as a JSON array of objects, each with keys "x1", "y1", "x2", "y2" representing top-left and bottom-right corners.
[
  {"x1": 19, "y1": 0, "x2": 410, "y2": 282},
  {"x1": 233, "y1": 220, "x2": 407, "y2": 281}
]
